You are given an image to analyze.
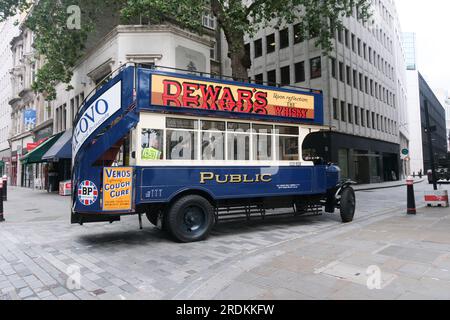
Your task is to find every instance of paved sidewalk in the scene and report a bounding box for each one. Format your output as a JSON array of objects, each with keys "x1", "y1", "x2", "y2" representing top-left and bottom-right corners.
[
  {"x1": 185, "y1": 206, "x2": 450, "y2": 300},
  {"x1": 354, "y1": 178, "x2": 424, "y2": 191},
  {"x1": 1, "y1": 184, "x2": 449, "y2": 300}
]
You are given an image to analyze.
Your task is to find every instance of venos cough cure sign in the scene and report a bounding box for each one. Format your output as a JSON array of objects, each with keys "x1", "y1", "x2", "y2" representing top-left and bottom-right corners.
[{"x1": 102, "y1": 167, "x2": 133, "y2": 211}]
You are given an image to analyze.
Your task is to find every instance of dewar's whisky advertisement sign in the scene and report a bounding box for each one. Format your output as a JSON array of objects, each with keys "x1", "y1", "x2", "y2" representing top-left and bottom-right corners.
[{"x1": 150, "y1": 74, "x2": 316, "y2": 121}]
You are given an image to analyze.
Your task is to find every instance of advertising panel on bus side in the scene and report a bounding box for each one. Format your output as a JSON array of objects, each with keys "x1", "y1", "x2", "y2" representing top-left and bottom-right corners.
[
  {"x1": 102, "y1": 167, "x2": 134, "y2": 212},
  {"x1": 147, "y1": 72, "x2": 323, "y2": 125}
]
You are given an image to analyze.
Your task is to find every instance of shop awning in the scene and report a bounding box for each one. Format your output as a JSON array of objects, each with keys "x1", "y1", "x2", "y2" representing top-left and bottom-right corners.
[
  {"x1": 21, "y1": 133, "x2": 64, "y2": 165},
  {"x1": 42, "y1": 129, "x2": 72, "y2": 162}
]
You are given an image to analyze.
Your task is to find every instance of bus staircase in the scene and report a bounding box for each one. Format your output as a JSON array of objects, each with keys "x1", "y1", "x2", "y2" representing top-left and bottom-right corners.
[
  {"x1": 73, "y1": 64, "x2": 138, "y2": 170},
  {"x1": 77, "y1": 101, "x2": 138, "y2": 168}
]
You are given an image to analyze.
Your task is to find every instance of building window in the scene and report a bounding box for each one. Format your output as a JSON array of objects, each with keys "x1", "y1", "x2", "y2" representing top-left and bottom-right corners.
[
  {"x1": 293, "y1": 23, "x2": 304, "y2": 44},
  {"x1": 295, "y1": 61, "x2": 305, "y2": 83},
  {"x1": 339, "y1": 62, "x2": 344, "y2": 82},
  {"x1": 70, "y1": 98, "x2": 75, "y2": 123},
  {"x1": 254, "y1": 39, "x2": 262, "y2": 58},
  {"x1": 351, "y1": 33, "x2": 356, "y2": 52},
  {"x1": 62, "y1": 104, "x2": 67, "y2": 131},
  {"x1": 245, "y1": 43, "x2": 250, "y2": 59},
  {"x1": 367, "y1": 110, "x2": 370, "y2": 128},
  {"x1": 279, "y1": 28, "x2": 289, "y2": 49},
  {"x1": 353, "y1": 69, "x2": 358, "y2": 89},
  {"x1": 338, "y1": 149, "x2": 350, "y2": 179},
  {"x1": 348, "y1": 104, "x2": 353, "y2": 124},
  {"x1": 267, "y1": 70, "x2": 276, "y2": 86},
  {"x1": 361, "y1": 108, "x2": 365, "y2": 127},
  {"x1": 372, "y1": 112, "x2": 375, "y2": 129},
  {"x1": 354, "y1": 106, "x2": 359, "y2": 125},
  {"x1": 359, "y1": 73, "x2": 363, "y2": 91},
  {"x1": 331, "y1": 58, "x2": 337, "y2": 78},
  {"x1": 358, "y1": 38, "x2": 362, "y2": 56},
  {"x1": 333, "y1": 99, "x2": 339, "y2": 120},
  {"x1": 338, "y1": 29, "x2": 343, "y2": 43},
  {"x1": 280, "y1": 66, "x2": 290, "y2": 86},
  {"x1": 202, "y1": 13, "x2": 216, "y2": 30},
  {"x1": 346, "y1": 66, "x2": 351, "y2": 86},
  {"x1": 310, "y1": 57, "x2": 322, "y2": 79},
  {"x1": 255, "y1": 73, "x2": 263, "y2": 85},
  {"x1": 344, "y1": 28, "x2": 349, "y2": 47},
  {"x1": 266, "y1": 33, "x2": 275, "y2": 54},
  {"x1": 341, "y1": 101, "x2": 346, "y2": 122}
]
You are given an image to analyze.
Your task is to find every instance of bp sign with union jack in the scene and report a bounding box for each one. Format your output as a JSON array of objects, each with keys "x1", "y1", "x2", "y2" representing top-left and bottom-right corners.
[{"x1": 78, "y1": 180, "x2": 98, "y2": 206}]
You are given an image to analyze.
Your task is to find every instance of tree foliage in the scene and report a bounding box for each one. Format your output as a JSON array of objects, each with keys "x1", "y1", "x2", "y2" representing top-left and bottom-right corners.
[{"x1": 1, "y1": 0, "x2": 371, "y2": 100}]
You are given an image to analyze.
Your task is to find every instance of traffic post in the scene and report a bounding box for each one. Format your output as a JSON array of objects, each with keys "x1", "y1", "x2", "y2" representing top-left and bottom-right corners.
[
  {"x1": 2, "y1": 175, "x2": 7, "y2": 201},
  {"x1": 407, "y1": 176, "x2": 416, "y2": 215},
  {"x1": 0, "y1": 181, "x2": 4, "y2": 222}
]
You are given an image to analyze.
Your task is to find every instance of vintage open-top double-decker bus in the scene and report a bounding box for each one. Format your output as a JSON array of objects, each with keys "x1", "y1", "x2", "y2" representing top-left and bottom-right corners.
[{"x1": 71, "y1": 65, "x2": 356, "y2": 242}]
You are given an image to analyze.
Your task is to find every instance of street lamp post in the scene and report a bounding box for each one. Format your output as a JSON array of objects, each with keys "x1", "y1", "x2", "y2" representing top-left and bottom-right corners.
[{"x1": 424, "y1": 100, "x2": 438, "y2": 191}]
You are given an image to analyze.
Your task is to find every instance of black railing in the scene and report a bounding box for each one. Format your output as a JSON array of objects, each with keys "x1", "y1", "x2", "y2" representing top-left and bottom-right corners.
[{"x1": 150, "y1": 65, "x2": 323, "y2": 94}]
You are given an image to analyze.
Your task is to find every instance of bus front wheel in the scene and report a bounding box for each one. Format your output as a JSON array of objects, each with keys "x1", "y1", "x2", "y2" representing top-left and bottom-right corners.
[
  {"x1": 340, "y1": 187, "x2": 356, "y2": 223},
  {"x1": 166, "y1": 195, "x2": 215, "y2": 243}
]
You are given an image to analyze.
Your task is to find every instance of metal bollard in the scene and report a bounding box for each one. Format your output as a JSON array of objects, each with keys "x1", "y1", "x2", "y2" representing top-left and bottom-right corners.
[
  {"x1": 0, "y1": 182, "x2": 4, "y2": 222},
  {"x1": 2, "y1": 176, "x2": 7, "y2": 202},
  {"x1": 407, "y1": 176, "x2": 416, "y2": 215}
]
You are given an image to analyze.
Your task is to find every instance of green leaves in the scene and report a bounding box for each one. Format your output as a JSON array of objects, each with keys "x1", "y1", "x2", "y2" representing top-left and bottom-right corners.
[
  {"x1": 0, "y1": 0, "x2": 30, "y2": 21},
  {"x1": 26, "y1": 0, "x2": 94, "y2": 100},
  {"x1": 121, "y1": 0, "x2": 208, "y2": 33},
  {"x1": 1, "y1": 0, "x2": 371, "y2": 100}
]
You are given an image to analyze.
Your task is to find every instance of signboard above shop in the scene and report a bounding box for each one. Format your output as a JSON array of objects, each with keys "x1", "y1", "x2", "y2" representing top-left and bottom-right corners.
[
  {"x1": 149, "y1": 73, "x2": 323, "y2": 124},
  {"x1": 24, "y1": 109, "x2": 37, "y2": 130}
]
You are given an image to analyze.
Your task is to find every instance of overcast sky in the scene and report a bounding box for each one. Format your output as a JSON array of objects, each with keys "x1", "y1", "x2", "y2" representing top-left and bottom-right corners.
[{"x1": 395, "y1": 0, "x2": 449, "y2": 97}]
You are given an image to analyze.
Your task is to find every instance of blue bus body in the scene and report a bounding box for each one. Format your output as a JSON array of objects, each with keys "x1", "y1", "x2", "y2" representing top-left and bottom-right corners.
[{"x1": 71, "y1": 66, "x2": 347, "y2": 232}]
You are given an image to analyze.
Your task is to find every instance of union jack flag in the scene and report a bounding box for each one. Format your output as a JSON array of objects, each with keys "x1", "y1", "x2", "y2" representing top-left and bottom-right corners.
[{"x1": 78, "y1": 180, "x2": 98, "y2": 206}]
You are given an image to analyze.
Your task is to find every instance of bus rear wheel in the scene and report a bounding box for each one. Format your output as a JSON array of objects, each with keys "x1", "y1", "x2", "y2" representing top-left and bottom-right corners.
[
  {"x1": 340, "y1": 187, "x2": 356, "y2": 223},
  {"x1": 166, "y1": 195, "x2": 215, "y2": 243}
]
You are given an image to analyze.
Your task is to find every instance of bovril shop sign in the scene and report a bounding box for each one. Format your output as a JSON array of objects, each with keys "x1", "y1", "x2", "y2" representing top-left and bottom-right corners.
[{"x1": 72, "y1": 81, "x2": 122, "y2": 160}]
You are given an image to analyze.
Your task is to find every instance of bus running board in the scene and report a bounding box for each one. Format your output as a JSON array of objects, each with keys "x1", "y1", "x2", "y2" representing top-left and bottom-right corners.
[{"x1": 214, "y1": 204, "x2": 323, "y2": 223}]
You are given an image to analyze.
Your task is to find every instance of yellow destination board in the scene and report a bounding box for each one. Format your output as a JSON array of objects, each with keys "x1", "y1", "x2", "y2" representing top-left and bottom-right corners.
[{"x1": 102, "y1": 167, "x2": 133, "y2": 211}]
